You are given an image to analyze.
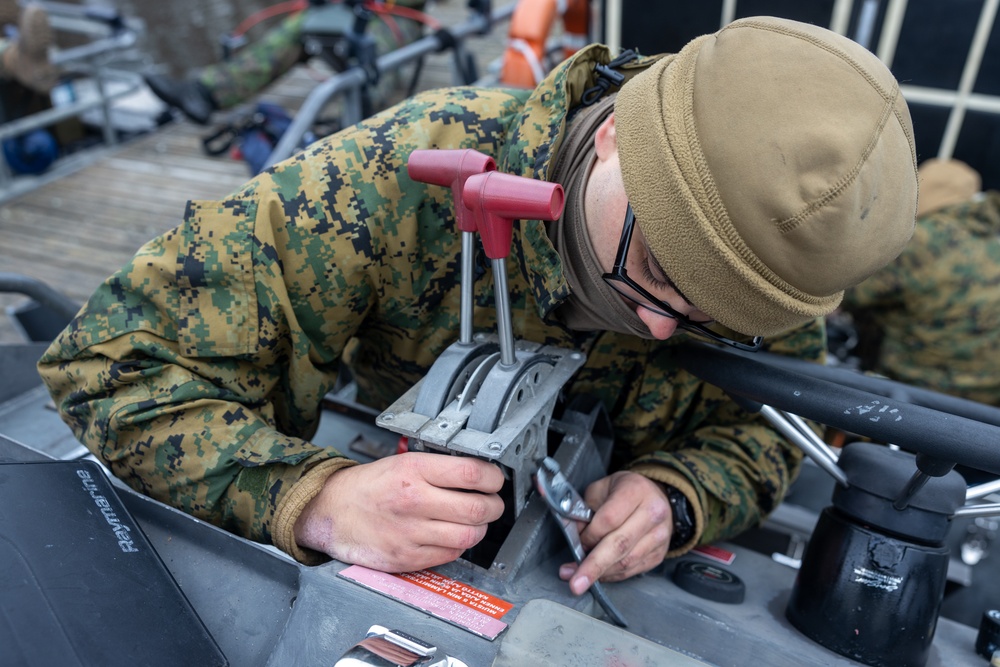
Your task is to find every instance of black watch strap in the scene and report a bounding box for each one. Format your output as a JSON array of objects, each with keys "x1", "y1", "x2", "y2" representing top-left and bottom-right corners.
[{"x1": 664, "y1": 485, "x2": 696, "y2": 550}]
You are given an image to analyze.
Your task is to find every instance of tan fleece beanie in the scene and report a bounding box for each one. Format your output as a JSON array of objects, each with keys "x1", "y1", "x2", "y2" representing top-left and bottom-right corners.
[
  {"x1": 615, "y1": 16, "x2": 918, "y2": 337},
  {"x1": 916, "y1": 158, "x2": 981, "y2": 217}
]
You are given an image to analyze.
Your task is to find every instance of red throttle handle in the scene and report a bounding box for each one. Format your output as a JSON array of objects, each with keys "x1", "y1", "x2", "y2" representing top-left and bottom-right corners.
[
  {"x1": 462, "y1": 172, "x2": 565, "y2": 259},
  {"x1": 406, "y1": 149, "x2": 497, "y2": 232},
  {"x1": 462, "y1": 172, "x2": 565, "y2": 367}
]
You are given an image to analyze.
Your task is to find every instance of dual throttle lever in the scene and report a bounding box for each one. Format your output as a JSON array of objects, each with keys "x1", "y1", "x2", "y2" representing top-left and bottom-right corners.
[
  {"x1": 399, "y1": 151, "x2": 615, "y2": 609},
  {"x1": 407, "y1": 149, "x2": 564, "y2": 366},
  {"x1": 379, "y1": 149, "x2": 586, "y2": 524}
]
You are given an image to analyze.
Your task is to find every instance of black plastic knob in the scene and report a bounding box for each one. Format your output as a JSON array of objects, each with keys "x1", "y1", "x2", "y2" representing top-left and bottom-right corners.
[{"x1": 672, "y1": 559, "x2": 745, "y2": 604}]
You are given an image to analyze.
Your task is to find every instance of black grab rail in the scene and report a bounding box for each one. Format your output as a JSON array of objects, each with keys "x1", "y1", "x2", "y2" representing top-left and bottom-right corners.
[{"x1": 674, "y1": 343, "x2": 1000, "y2": 476}]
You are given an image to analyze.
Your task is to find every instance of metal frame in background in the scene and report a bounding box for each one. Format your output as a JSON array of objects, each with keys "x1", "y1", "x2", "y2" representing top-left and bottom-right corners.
[
  {"x1": 0, "y1": 2, "x2": 145, "y2": 192},
  {"x1": 603, "y1": 0, "x2": 1000, "y2": 167},
  {"x1": 263, "y1": 1, "x2": 518, "y2": 170}
]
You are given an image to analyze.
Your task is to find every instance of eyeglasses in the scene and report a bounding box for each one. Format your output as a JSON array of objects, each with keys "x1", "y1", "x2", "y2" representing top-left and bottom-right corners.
[{"x1": 601, "y1": 204, "x2": 764, "y2": 352}]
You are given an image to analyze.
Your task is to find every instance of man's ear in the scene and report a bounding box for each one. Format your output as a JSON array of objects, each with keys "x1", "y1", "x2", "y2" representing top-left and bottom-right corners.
[{"x1": 593, "y1": 112, "x2": 617, "y2": 161}]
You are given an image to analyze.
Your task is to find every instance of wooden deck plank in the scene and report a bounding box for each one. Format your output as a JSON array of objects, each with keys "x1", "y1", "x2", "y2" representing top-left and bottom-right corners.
[{"x1": 1, "y1": 207, "x2": 163, "y2": 262}]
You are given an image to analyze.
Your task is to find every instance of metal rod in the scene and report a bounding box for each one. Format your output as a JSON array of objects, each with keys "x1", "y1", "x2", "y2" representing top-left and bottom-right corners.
[
  {"x1": 830, "y1": 0, "x2": 854, "y2": 36},
  {"x1": 852, "y1": 0, "x2": 879, "y2": 49},
  {"x1": 460, "y1": 232, "x2": 475, "y2": 345},
  {"x1": 967, "y1": 477, "x2": 1000, "y2": 502},
  {"x1": 875, "y1": 0, "x2": 908, "y2": 68},
  {"x1": 720, "y1": 0, "x2": 737, "y2": 27},
  {"x1": 95, "y1": 70, "x2": 116, "y2": 147},
  {"x1": 892, "y1": 470, "x2": 930, "y2": 510},
  {"x1": 954, "y1": 502, "x2": 1000, "y2": 518},
  {"x1": 491, "y1": 258, "x2": 515, "y2": 366},
  {"x1": 900, "y1": 85, "x2": 1000, "y2": 114},
  {"x1": 781, "y1": 410, "x2": 841, "y2": 467},
  {"x1": 50, "y1": 30, "x2": 137, "y2": 65},
  {"x1": 0, "y1": 272, "x2": 81, "y2": 322},
  {"x1": 939, "y1": 0, "x2": 999, "y2": 159},
  {"x1": 0, "y1": 70, "x2": 141, "y2": 143},
  {"x1": 606, "y1": 0, "x2": 623, "y2": 53},
  {"x1": 760, "y1": 406, "x2": 850, "y2": 487}
]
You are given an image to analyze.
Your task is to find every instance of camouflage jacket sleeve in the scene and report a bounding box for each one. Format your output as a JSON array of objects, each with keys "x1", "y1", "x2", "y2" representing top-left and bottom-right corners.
[
  {"x1": 38, "y1": 86, "x2": 528, "y2": 549},
  {"x1": 36, "y1": 186, "x2": 366, "y2": 545}
]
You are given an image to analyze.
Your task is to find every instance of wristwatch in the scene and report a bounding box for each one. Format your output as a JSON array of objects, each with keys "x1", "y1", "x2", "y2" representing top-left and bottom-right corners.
[{"x1": 664, "y1": 485, "x2": 696, "y2": 550}]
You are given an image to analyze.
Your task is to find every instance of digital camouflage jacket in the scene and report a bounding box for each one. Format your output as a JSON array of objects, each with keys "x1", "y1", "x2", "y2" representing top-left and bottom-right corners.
[
  {"x1": 199, "y1": 1, "x2": 427, "y2": 110},
  {"x1": 843, "y1": 191, "x2": 1000, "y2": 406},
  {"x1": 39, "y1": 44, "x2": 825, "y2": 561}
]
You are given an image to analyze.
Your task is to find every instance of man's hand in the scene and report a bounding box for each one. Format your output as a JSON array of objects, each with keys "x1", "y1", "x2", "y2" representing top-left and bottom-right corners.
[
  {"x1": 558, "y1": 471, "x2": 672, "y2": 595},
  {"x1": 293, "y1": 452, "x2": 505, "y2": 572}
]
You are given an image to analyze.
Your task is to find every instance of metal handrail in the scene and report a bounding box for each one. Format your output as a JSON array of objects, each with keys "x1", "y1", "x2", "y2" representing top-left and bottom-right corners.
[
  {"x1": 745, "y1": 348, "x2": 1000, "y2": 429},
  {"x1": 0, "y1": 68, "x2": 142, "y2": 144},
  {"x1": 0, "y1": 273, "x2": 80, "y2": 323},
  {"x1": 0, "y1": 5, "x2": 143, "y2": 187},
  {"x1": 675, "y1": 342, "x2": 1000, "y2": 477},
  {"x1": 263, "y1": 1, "x2": 517, "y2": 170}
]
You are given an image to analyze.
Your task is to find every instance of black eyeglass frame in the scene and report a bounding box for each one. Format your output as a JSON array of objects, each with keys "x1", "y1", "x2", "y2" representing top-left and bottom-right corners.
[{"x1": 601, "y1": 204, "x2": 764, "y2": 352}]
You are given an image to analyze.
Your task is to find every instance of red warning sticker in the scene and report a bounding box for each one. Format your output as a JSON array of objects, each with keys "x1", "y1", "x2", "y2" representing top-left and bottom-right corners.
[
  {"x1": 394, "y1": 569, "x2": 514, "y2": 618},
  {"x1": 339, "y1": 565, "x2": 513, "y2": 640},
  {"x1": 693, "y1": 544, "x2": 736, "y2": 565}
]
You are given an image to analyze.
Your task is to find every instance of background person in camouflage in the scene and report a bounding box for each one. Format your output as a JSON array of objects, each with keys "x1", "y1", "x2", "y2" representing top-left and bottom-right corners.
[
  {"x1": 39, "y1": 17, "x2": 917, "y2": 596},
  {"x1": 145, "y1": 0, "x2": 426, "y2": 125},
  {"x1": 841, "y1": 158, "x2": 1000, "y2": 407},
  {"x1": 0, "y1": 2, "x2": 56, "y2": 95}
]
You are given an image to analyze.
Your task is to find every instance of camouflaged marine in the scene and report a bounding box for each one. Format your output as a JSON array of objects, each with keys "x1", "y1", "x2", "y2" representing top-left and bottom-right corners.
[
  {"x1": 39, "y1": 17, "x2": 918, "y2": 573},
  {"x1": 147, "y1": 0, "x2": 426, "y2": 124},
  {"x1": 0, "y1": 2, "x2": 56, "y2": 95},
  {"x1": 203, "y1": 1, "x2": 425, "y2": 108},
  {"x1": 843, "y1": 191, "x2": 1000, "y2": 407}
]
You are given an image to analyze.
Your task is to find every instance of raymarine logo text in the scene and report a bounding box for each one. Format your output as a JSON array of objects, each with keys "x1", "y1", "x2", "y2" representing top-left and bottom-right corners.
[{"x1": 77, "y1": 468, "x2": 139, "y2": 553}]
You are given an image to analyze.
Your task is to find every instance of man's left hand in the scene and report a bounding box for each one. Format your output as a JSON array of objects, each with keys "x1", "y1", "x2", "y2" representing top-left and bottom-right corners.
[{"x1": 557, "y1": 471, "x2": 672, "y2": 595}]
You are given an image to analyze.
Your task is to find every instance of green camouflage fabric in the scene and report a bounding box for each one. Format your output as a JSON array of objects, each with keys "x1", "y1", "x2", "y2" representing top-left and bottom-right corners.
[
  {"x1": 842, "y1": 191, "x2": 1000, "y2": 406},
  {"x1": 198, "y1": 2, "x2": 425, "y2": 109},
  {"x1": 39, "y1": 43, "x2": 824, "y2": 555}
]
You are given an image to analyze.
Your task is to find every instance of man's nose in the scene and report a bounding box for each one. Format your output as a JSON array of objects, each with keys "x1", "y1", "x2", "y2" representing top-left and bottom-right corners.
[{"x1": 636, "y1": 306, "x2": 680, "y2": 340}]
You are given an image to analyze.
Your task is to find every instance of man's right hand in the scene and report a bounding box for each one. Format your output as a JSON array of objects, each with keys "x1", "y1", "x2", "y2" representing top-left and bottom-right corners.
[{"x1": 293, "y1": 452, "x2": 505, "y2": 572}]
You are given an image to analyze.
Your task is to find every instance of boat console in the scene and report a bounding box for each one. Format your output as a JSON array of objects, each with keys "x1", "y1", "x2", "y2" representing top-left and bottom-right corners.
[{"x1": 2, "y1": 149, "x2": 1000, "y2": 666}]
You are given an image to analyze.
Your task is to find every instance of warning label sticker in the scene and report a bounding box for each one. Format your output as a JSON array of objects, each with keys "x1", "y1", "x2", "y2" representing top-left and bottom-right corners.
[
  {"x1": 338, "y1": 565, "x2": 513, "y2": 640},
  {"x1": 395, "y1": 569, "x2": 514, "y2": 618}
]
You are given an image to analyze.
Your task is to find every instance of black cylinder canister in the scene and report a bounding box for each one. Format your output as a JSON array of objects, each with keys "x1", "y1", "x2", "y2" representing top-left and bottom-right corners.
[
  {"x1": 785, "y1": 442, "x2": 967, "y2": 667},
  {"x1": 786, "y1": 507, "x2": 950, "y2": 667}
]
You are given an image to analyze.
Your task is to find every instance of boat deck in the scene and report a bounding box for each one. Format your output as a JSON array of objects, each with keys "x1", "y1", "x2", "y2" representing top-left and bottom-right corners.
[{"x1": 0, "y1": 0, "x2": 508, "y2": 344}]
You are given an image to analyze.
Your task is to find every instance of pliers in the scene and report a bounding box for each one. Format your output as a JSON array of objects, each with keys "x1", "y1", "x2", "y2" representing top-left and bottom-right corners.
[{"x1": 534, "y1": 456, "x2": 628, "y2": 627}]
